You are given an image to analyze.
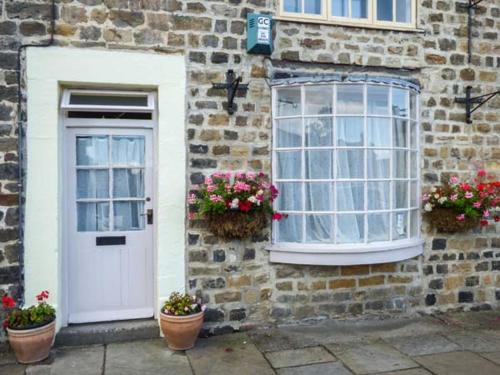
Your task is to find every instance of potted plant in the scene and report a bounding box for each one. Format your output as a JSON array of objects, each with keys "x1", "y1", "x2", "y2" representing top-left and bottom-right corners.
[
  {"x1": 3, "y1": 291, "x2": 56, "y2": 364},
  {"x1": 423, "y1": 169, "x2": 499, "y2": 233},
  {"x1": 188, "y1": 171, "x2": 285, "y2": 240},
  {"x1": 159, "y1": 292, "x2": 206, "y2": 351}
]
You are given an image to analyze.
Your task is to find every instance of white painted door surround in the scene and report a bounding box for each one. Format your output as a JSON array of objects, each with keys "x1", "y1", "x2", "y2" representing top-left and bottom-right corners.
[{"x1": 25, "y1": 47, "x2": 186, "y2": 329}]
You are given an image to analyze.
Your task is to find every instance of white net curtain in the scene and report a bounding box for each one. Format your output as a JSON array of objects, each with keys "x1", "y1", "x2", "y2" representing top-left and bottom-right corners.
[{"x1": 273, "y1": 80, "x2": 419, "y2": 245}]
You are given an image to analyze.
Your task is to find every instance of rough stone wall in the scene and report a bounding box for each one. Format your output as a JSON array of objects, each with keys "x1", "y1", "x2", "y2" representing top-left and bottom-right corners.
[{"x1": 0, "y1": 0, "x2": 498, "y2": 333}]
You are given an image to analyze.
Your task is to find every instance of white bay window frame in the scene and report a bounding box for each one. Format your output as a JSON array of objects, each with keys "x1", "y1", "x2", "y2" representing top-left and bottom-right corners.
[
  {"x1": 268, "y1": 80, "x2": 424, "y2": 265},
  {"x1": 278, "y1": 0, "x2": 417, "y2": 31}
]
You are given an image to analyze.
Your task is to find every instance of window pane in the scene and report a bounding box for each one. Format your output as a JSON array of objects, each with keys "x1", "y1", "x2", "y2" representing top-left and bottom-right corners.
[
  {"x1": 410, "y1": 151, "x2": 417, "y2": 178},
  {"x1": 367, "y1": 118, "x2": 391, "y2": 147},
  {"x1": 410, "y1": 209, "x2": 419, "y2": 237},
  {"x1": 305, "y1": 86, "x2": 333, "y2": 115},
  {"x1": 410, "y1": 180, "x2": 418, "y2": 207},
  {"x1": 113, "y1": 169, "x2": 145, "y2": 198},
  {"x1": 306, "y1": 215, "x2": 333, "y2": 242},
  {"x1": 393, "y1": 211, "x2": 408, "y2": 239},
  {"x1": 277, "y1": 87, "x2": 301, "y2": 116},
  {"x1": 392, "y1": 88, "x2": 408, "y2": 117},
  {"x1": 114, "y1": 201, "x2": 145, "y2": 231},
  {"x1": 277, "y1": 151, "x2": 301, "y2": 179},
  {"x1": 70, "y1": 93, "x2": 148, "y2": 107},
  {"x1": 277, "y1": 118, "x2": 302, "y2": 148},
  {"x1": 112, "y1": 136, "x2": 145, "y2": 166},
  {"x1": 393, "y1": 119, "x2": 408, "y2": 148},
  {"x1": 396, "y1": 0, "x2": 411, "y2": 22},
  {"x1": 368, "y1": 181, "x2": 390, "y2": 210},
  {"x1": 306, "y1": 117, "x2": 333, "y2": 147},
  {"x1": 393, "y1": 150, "x2": 408, "y2": 178},
  {"x1": 337, "y1": 117, "x2": 363, "y2": 147},
  {"x1": 367, "y1": 86, "x2": 389, "y2": 115},
  {"x1": 278, "y1": 182, "x2": 303, "y2": 211},
  {"x1": 278, "y1": 214, "x2": 303, "y2": 242},
  {"x1": 337, "y1": 182, "x2": 364, "y2": 211},
  {"x1": 332, "y1": 0, "x2": 349, "y2": 16},
  {"x1": 306, "y1": 150, "x2": 333, "y2": 179},
  {"x1": 337, "y1": 214, "x2": 364, "y2": 243},
  {"x1": 368, "y1": 213, "x2": 390, "y2": 242},
  {"x1": 410, "y1": 91, "x2": 417, "y2": 119},
  {"x1": 304, "y1": 0, "x2": 322, "y2": 15},
  {"x1": 394, "y1": 181, "x2": 408, "y2": 209},
  {"x1": 77, "y1": 169, "x2": 109, "y2": 199},
  {"x1": 337, "y1": 85, "x2": 364, "y2": 114},
  {"x1": 77, "y1": 202, "x2": 109, "y2": 232},
  {"x1": 305, "y1": 182, "x2": 334, "y2": 211},
  {"x1": 77, "y1": 136, "x2": 108, "y2": 166},
  {"x1": 352, "y1": 0, "x2": 368, "y2": 18},
  {"x1": 410, "y1": 121, "x2": 417, "y2": 149},
  {"x1": 377, "y1": 0, "x2": 393, "y2": 21},
  {"x1": 367, "y1": 149, "x2": 390, "y2": 179},
  {"x1": 337, "y1": 149, "x2": 364, "y2": 179}
]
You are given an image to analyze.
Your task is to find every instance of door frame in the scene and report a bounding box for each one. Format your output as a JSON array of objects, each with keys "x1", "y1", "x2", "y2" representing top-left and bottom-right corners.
[{"x1": 61, "y1": 92, "x2": 159, "y2": 326}]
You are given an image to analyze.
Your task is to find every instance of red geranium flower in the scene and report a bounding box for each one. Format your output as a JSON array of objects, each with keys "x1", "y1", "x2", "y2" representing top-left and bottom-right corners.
[
  {"x1": 238, "y1": 200, "x2": 252, "y2": 212},
  {"x1": 480, "y1": 220, "x2": 489, "y2": 227},
  {"x1": 2, "y1": 295, "x2": 16, "y2": 309},
  {"x1": 272, "y1": 212, "x2": 283, "y2": 221}
]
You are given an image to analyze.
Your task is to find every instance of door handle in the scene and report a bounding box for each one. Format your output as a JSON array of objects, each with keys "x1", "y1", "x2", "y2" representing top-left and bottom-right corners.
[{"x1": 141, "y1": 209, "x2": 153, "y2": 225}]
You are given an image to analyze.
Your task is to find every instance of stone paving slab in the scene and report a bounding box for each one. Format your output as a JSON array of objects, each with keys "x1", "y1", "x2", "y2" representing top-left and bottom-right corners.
[
  {"x1": 28, "y1": 346, "x2": 104, "y2": 375},
  {"x1": 105, "y1": 339, "x2": 192, "y2": 375},
  {"x1": 0, "y1": 364, "x2": 25, "y2": 375},
  {"x1": 377, "y1": 369, "x2": 433, "y2": 375},
  {"x1": 276, "y1": 362, "x2": 353, "y2": 375},
  {"x1": 414, "y1": 351, "x2": 500, "y2": 375},
  {"x1": 479, "y1": 351, "x2": 500, "y2": 365},
  {"x1": 248, "y1": 327, "x2": 319, "y2": 352},
  {"x1": 265, "y1": 346, "x2": 336, "y2": 369},
  {"x1": 443, "y1": 330, "x2": 500, "y2": 352},
  {"x1": 187, "y1": 332, "x2": 274, "y2": 375},
  {"x1": 385, "y1": 334, "x2": 461, "y2": 356},
  {"x1": 326, "y1": 340, "x2": 419, "y2": 375}
]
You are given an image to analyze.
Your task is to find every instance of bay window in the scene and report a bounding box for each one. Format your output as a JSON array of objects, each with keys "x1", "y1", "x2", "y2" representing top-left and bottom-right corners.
[
  {"x1": 279, "y1": 0, "x2": 416, "y2": 30},
  {"x1": 269, "y1": 78, "x2": 424, "y2": 265}
]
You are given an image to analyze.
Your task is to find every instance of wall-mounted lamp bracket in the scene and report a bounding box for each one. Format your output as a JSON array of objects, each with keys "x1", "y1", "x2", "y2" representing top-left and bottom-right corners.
[
  {"x1": 212, "y1": 69, "x2": 249, "y2": 115},
  {"x1": 466, "y1": 0, "x2": 486, "y2": 63},
  {"x1": 455, "y1": 86, "x2": 500, "y2": 124}
]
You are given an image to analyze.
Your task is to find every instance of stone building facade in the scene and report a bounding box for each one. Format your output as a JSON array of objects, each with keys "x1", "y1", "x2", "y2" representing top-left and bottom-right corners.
[{"x1": 0, "y1": 0, "x2": 499, "y2": 334}]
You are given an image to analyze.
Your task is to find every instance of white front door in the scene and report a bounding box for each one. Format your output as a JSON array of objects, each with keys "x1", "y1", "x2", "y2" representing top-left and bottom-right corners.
[{"x1": 66, "y1": 128, "x2": 154, "y2": 323}]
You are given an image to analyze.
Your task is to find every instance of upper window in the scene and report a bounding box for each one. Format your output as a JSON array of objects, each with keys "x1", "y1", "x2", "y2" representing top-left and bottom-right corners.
[
  {"x1": 279, "y1": 0, "x2": 416, "y2": 30},
  {"x1": 270, "y1": 81, "x2": 422, "y2": 265}
]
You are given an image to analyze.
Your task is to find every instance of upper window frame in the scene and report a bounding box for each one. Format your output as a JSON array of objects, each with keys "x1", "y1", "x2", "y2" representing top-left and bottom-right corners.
[
  {"x1": 61, "y1": 89, "x2": 155, "y2": 113},
  {"x1": 278, "y1": 0, "x2": 418, "y2": 31}
]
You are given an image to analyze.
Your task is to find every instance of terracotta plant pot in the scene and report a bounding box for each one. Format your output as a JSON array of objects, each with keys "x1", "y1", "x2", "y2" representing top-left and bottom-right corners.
[
  {"x1": 7, "y1": 320, "x2": 55, "y2": 364},
  {"x1": 426, "y1": 207, "x2": 480, "y2": 233},
  {"x1": 159, "y1": 311, "x2": 204, "y2": 350}
]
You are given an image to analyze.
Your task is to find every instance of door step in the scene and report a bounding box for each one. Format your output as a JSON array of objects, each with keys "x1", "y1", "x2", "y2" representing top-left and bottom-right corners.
[{"x1": 55, "y1": 319, "x2": 160, "y2": 347}]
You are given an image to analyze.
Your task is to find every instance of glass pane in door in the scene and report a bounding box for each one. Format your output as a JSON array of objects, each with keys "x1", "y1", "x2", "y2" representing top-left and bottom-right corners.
[
  {"x1": 114, "y1": 201, "x2": 145, "y2": 231},
  {"x1": 112, "y1": 136, "x2": 145, "y2": 166},
  {"x1": 77, "y1": 202, "x2": 110, "y2": 231},
  {"x1": 113, "y1": 169, "x2": 145, "y2": 198},
  {"x1": 77, "y1": 136, "x2": 108, "y2": 166}
]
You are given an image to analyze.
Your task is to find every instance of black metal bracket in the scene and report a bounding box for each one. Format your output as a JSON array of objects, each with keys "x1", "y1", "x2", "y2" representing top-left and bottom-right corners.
[
  {"x1": 212, "y1": 69, "x2": 249, "y2": 115},
  {"x1": 466, "y1": 0, "x2": 485, "y2": 63},
  {"x1": 455, "y1": 86, "x2": 500, "y2": 123}
]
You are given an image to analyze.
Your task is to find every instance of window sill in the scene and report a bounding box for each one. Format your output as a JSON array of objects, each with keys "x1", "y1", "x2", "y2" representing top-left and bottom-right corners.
[
  {"x1": 267, "y1": 238, "x2": 424, "y2": 266},
  {"x1": 274, "y1": 16, "x2": 425, "y2": 33}
]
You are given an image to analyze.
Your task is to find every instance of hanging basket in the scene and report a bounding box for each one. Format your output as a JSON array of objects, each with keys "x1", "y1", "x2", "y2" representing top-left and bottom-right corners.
[
  {"x1": 205, "y1": 210, "x2": 268, "y2": 240},
  {"x1": 425, "y1": 208, "x2": 480, "y2": 233}
]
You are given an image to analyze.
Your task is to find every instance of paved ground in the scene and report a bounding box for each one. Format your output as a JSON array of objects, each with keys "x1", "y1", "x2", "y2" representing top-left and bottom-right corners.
[{"x1": 1, "y1": 310, "x2": 500, "y2": 375}]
